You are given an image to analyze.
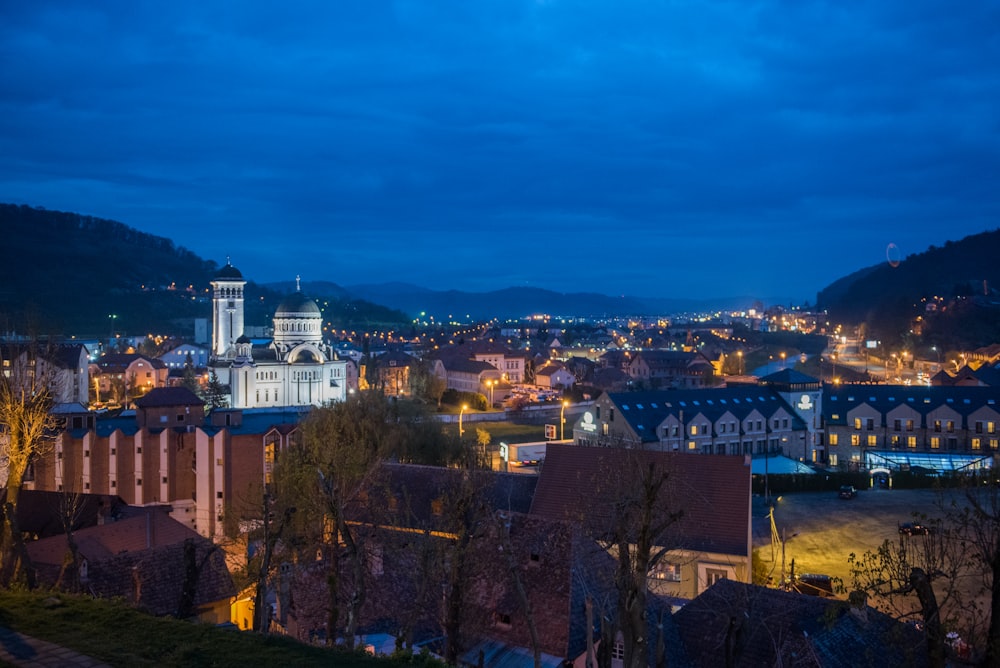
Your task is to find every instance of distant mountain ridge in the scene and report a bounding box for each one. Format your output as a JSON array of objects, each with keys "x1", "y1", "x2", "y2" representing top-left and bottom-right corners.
[{"x1": 0, "y1": 203, "x2": 819, "y2": 335}]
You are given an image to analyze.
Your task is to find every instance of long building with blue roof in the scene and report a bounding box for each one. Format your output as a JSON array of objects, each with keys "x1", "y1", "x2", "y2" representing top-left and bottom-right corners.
[{"x1": 571, "y1": 371, "x2": 1000, "y2": 476}]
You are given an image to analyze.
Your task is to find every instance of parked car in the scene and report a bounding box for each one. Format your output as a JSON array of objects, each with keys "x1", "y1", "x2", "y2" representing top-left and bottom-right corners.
[
  {"x1": 838, "y1": 485, "x2": 857, "y2": 499},
  {"x1": 899, "y1": 521, "x2": 931, "y2": 536}
]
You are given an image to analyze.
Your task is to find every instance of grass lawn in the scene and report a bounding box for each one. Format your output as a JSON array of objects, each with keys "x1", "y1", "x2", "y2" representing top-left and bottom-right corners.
[
  {"x1": 446, "y1": 420, "x2": 549, "y2": 444},
  {"x1": 0, "y1": 591, "x2": 439, "y2": 668}
]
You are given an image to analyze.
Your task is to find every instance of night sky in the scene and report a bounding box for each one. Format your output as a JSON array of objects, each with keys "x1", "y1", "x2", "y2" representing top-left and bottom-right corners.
[{"x1": 1, "y1": 2, "x2": 997, "y2": 302}]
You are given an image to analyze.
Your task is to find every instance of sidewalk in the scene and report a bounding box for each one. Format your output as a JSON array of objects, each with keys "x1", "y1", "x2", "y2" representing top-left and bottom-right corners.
[{"x1": 0, "y1": 627, "x2": 110, "y2": 667}]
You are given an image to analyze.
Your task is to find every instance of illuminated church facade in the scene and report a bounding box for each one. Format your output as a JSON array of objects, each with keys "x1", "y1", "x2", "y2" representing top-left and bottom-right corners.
[{"x1": 208, "y1": 260, "x2": 348, "y2": 409}]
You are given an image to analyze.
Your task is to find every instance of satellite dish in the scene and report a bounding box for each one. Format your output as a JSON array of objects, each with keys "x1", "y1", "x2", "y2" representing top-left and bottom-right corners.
[{"x1": 886, "y1": 243, "x2": 901, "y2": 268}]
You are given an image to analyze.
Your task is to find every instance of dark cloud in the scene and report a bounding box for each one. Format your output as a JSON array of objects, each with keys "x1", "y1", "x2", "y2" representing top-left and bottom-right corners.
[{"x1": 1, "y1": 1, "x2": 997, "y2": 301}]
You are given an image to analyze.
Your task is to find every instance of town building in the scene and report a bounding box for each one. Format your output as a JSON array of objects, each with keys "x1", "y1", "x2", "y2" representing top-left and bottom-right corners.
[
  {"x1": 91, "y1": 353, "x2": 169, "y2": 403},
  {"x1": 2, "y1": 342, "x2": 90, "y2": 405},
  {"x1": 821, "y1": 384, "x2": 1000, "y2": 472},
  {"x1": 29, "y1": 386, "x2": 306, "y2": 540},
  {"x1": 208, "y1": 262, "x2": 349, "y2": 409}
]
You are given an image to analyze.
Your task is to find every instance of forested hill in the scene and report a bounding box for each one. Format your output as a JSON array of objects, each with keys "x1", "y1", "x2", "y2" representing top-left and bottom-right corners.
[
  {"x1": 816, "y1": 229, "x2": 1000, "y2": 347},
  {"x1": 0, "y1": 204, "x2": 408, "y2": 337},
  {"x1": 0, "y1": 204, "x2": 225, "y2": 335}
]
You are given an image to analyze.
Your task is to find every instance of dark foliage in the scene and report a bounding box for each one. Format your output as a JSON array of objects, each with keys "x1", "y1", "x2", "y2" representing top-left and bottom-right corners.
[
  {"x1": 816, "y1": 229, "x2": 1000, "y2": 349},
  {"x1": 0, "y1": 204, "x2": 408, "y2": 336}
]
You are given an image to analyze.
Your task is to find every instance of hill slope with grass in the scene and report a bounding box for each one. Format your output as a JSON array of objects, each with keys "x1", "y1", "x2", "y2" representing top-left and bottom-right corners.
[{"x1": 0, "y1": 591, "x2": 442, "y2": 668}]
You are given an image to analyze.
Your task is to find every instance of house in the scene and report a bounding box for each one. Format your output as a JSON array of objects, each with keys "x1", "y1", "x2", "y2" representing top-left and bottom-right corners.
[
  {"x1": 157, "y1": 341, "x2": 211, "y2": 371},
  {"x1": 27, "y1": 508, "x2": 235, "y2": 623},
  {"x1": 363, "y1": 350, "x2": 415, "y2": 396},
  {"x1": 673, "y1": 579, "x2": 927, "y2": 667},
  {"x1": 92, "y1": 353, "x2": 169, "y2": 403},
  {"x1": 530, "y1": 443, "x2": 752, "y2": 602},
  {"x1": 627, "y1": 350, "x2": 716, "y2": 389},
  {"x1": 431, "y1": 356, "x2": 502, "y2": 394},
  {"x1": 534, "y1": 362, "x2": 575, "y2": 390},
  {"x1": 1, "y1": 342, "x2": 90, "y2": 405}
]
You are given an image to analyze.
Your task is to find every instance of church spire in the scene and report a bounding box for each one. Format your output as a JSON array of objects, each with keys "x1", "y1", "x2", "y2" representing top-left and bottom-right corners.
[{"x1": 296, "y1": 274, "x2": 301, "y2": 292}]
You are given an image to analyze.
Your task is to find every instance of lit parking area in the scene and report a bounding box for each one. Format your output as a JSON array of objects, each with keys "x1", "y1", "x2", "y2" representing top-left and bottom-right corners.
[{"x1": 751, "y1": 487, "x2": 955, "y2": 588}]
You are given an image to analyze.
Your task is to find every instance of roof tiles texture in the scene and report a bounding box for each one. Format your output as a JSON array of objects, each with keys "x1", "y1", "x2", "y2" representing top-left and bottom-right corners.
[{"x1": 530, "y1": 443, "x2": 750, "y2": 557}]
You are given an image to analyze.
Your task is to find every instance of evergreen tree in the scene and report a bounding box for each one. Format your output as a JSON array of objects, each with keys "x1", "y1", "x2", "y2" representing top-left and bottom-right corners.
[{"x1": 206, "y1": 370, "x2": 229, "y2": 410}]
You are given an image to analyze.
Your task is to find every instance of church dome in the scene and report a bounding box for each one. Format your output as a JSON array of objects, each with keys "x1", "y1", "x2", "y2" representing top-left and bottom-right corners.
[
  {"x1": 276, "y1": 292, "x2": 321, "y2": 316},
  {"x1": 215, "y1": 261, "x2": 243, "y2": 280}
]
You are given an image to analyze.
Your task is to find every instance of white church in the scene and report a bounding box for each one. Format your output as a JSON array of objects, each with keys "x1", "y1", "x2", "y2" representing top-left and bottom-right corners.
[{"x1": 208, "y1": 260, "x2": 348, "y2": 409}]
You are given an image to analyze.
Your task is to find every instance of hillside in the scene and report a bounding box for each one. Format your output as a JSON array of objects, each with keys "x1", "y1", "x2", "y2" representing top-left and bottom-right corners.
[
  {"x1": 0, "y1": 590, "x2": 436, "y2": 667},
  {"x1": 0, "y1": 205, "x2": 409, "y2": 337},
  {"x1": 816, "y1": 229, "x2": 1000, "y2": 347}
]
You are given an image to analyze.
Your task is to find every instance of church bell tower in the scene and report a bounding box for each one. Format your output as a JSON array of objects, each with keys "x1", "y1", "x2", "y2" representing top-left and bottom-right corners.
[{"x1": 211, "y1": 258, "x2": 246, "y2": 359}]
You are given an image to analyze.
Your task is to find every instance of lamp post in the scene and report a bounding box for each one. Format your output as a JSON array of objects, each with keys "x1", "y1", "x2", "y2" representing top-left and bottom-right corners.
[
  {"x1": 459, "y1": 404, "x2": 468, "y2": 438},
  {"x1": 780, "y1": 351, "x2": 786, "y2": 370},
  {"x1": 486, "y1": 380, "x2": 495, "y2": 407},
  {"x1": 737, "y1": 350, "x2": 743, "y2": 376},
  {"x1": 560, "y1": 400, "x2": 569, "y2": 440}
]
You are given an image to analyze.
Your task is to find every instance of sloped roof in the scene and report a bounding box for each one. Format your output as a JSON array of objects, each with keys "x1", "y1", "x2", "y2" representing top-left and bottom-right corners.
[
  {"x1": 823, "y1": 384, "x2": 1000, "y2": 424},
  {"x1": 631, "y1": 350, "x2": 709, "y2": 370},
  {"x1": 27, "y1": 510, "x2": 235, "y2": 617},
  {"x1": 0, "y1": 490, "x2": 127, "y2": 539},
  {"x1": 347, "y1": 463, "x2": 538, "y2": 530},
  {"x1": 530, "y1": 443, "x2": 751, "y2": 557},
  {"x1": 673, "y1": 579, "x2": 927, "y2": 668},
  {"x1": 133, "y1": 386, "x2": 203, "y2": 408},
  {"x1": 605, "y1": 387, "x2": 807, "y2": 442},
  {"x1": 759, "y1": 368, "x2": 821, "y2": 387},
  {"x1": 28, "y1": 509, "x2": 200, "y2": 564},
  {"x1": 440, "y1": 357, "x2": 497, "y2": 375}
]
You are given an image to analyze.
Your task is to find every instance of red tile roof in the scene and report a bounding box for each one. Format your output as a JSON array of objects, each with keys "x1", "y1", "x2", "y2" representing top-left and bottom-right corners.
[{"x1": 530, "y1": 443, "x2": 750, "y2": 557}]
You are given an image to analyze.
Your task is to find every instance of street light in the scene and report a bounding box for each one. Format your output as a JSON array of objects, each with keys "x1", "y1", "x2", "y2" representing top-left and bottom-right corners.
[
  {"x1": 459, "y1": 404, "x2": 468, "y2": 438},
  {"x1": 780, "y1": 351, "x2": 786, "y2": 370},
  {"x1": 560, "y1": 400, "x2": 569, "y2": 440},
  {"x1": 486, "y1": 379, "x2": 495, "y2": 407},
  {"x1": 736, "y1": 350, "x2": 743, "y2": 376}
]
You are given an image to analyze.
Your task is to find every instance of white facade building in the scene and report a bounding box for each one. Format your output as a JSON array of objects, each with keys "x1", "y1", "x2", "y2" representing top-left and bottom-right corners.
[{"x1": 209, "y1": 264, "x2": 348, "y2": 409}]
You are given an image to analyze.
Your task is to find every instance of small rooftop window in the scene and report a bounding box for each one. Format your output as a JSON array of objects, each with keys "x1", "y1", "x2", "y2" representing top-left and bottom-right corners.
[
  {"x1": 636, "y1": 404, "x2": 644, "y2": 410},
  {"x1": 622, "y1": 404, "x2": 630, "y2": 410}
]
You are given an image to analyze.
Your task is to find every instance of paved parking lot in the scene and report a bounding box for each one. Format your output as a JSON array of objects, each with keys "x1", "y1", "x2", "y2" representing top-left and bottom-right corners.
[{"x1": 751, "y1": 486, "x2": 954, "y2": 588}]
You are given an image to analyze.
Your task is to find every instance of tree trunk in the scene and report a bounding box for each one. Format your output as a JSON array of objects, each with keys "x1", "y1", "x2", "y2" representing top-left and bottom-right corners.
[
  {"x1": 985, "y1": 538, "x2": 1000, "y2": 668},
  {"x1": 909, "y1": 567, "x2": 945, "y2": 668},
  {"x1": 338, "y1": 515, "x2": 364, "y2": 651}
]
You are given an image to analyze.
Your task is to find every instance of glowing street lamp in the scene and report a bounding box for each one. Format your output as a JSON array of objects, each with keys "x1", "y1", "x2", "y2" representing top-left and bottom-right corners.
[
  {"x1": 459, "y1": 404, "x2": 468, "y2": 438},
  {"x1": 560, "y1": 400, "x2": 569, "y2": 440},
  {"x1": 486, "y1": 379, "x2": 495, "y2": 407},
  {"x1": 736, "y1": 350, "x2": 743, "y2": 376}
]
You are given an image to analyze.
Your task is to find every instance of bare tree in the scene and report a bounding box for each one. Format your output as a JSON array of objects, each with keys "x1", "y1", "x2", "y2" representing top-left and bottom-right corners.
[
  {"x1": 0, "y1": 341, "x2": 59, "y2": 586},
  {"x1": 848, "y1": 502, "x2": 983, "y2": 667}
]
